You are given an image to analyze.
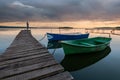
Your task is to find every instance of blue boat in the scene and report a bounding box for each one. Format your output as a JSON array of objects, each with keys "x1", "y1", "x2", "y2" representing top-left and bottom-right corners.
[{"x1": 47, "y1": 33, "x2": 89, "y2": 41}]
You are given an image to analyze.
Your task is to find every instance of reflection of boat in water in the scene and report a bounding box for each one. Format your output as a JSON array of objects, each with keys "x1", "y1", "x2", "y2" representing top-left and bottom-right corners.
[
  {"x1": 61, "y1": 46, "x2": 111, "y2": 72},
  {"x1": 47, "y1": 41, "x2": 62, "y2": 49}
]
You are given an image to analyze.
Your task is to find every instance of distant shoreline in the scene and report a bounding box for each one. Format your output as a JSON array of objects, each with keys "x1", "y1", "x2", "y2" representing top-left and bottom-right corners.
[
  {"x1": 0, "y1": 26, "x2": 120, "y2": 30},
  {"x1": 0, "y1": 26, "x2": 73, "y2": 29}
]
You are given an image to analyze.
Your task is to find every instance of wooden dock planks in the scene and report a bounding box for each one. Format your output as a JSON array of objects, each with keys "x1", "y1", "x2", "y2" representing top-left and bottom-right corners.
[{"x1": 0, "y1": 30, "x2": 73, "y2": 80}]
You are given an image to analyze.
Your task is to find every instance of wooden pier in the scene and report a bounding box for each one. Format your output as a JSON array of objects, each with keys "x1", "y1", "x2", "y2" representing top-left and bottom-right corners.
[{"x1": 0, "y1": 30, "x2": 73, "y2": 80}]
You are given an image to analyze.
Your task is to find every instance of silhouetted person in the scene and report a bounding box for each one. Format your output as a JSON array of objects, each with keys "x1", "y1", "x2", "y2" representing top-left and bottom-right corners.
[{"x1": 26, "y1": 21, "x2": 29, "y2": 30}]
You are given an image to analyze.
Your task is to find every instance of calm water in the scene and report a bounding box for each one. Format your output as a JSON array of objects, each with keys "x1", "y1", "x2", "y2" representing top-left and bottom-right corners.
[{"x1": 0, "y1": 28, "x2": 120, "y2": 80}]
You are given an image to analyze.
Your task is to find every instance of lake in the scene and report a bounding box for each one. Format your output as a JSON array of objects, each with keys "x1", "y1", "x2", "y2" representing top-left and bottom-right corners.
[{"x1": 0, "y1": 28, "x2": 120, "y2": 80}]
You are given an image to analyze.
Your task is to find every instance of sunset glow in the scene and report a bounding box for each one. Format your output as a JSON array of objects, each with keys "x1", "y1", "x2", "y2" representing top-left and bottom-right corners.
[{"x1": 0, "y1": 21, "x2": 120, "y2": 28}]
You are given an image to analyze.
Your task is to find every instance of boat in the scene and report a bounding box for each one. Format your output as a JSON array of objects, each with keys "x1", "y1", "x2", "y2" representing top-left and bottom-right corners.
[
  {"x1": 60, "y1": 37, "x2": 112, "y2": 55},
  {"x1": 47, "y1": 33, "x2": 89, "y2": 41},
  {"x1": 47, "y1": 41, "x2": 62, "y2": 49},
  {"x1": 61, "y1": 46, "x2": 111, "y2": 71}
]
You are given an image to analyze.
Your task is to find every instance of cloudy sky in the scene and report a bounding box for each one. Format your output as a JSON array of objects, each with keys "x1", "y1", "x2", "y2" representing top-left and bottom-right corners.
[{"x1": 0, "y1": 0, "x2": 120, "y2": 27}]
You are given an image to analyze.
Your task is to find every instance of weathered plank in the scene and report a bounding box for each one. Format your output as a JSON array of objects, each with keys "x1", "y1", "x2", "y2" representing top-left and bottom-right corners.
[
  {"x1": 0, "y1": 55, "x2": 54, "y2": 71},
  {"x1": 41, "y1": 71, "x2": 74, "y2": 80},
  {"x1": 0, "y1": 52, "x2": 50, "y2": 66},
  {"x1": 2, "y1": 64, "x2": 64, "y2": 80},
  {"x1": 7, "y1": 43, "x2": 42, "y2": 50},
  {"x1": 3, "y1": 47, "x2": 45, "y2": 56},
  {"x1": 9, "y1": 42, "x2": 40, "y2": 47},
  {"x1": 0, "y1": 49, "x2": 48, "y2": 62},
  {"x1": 4, "y1": 46, "x2": 44, "y2": 54},
  {"x1": 0, "y1": 60, "x2": 57, "y2": 79}
]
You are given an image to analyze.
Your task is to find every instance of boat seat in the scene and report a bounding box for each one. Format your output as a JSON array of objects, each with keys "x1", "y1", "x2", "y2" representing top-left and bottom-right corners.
[
  {"x1": 80, "y1": 42, "x2": 95, "y2": 46},
  {"x1": 94, "y1": 40, "x2": 105, "y2": 44}
]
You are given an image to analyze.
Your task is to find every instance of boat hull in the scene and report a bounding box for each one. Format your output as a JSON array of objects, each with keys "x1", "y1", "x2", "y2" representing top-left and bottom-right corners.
[
  {"x1": 61, "y1": 43, "x2": 110, "y2": 55},
  {"x1": 47, "y1": 33, "x2": 89, "y2": 41},
  {"x1": 60, "y1": 37, "x2": 111, "y2": 55}
]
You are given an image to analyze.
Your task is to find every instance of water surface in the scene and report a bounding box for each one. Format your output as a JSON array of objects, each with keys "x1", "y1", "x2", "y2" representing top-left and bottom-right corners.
[{"x1": 0, "y1": 28, "x2": 120, "y2": 80}]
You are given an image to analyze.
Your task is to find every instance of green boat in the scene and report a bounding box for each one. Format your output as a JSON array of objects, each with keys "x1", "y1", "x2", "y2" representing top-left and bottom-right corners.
[{"x1": 60, "y1": 37, "x2": 112, "y2": 55}]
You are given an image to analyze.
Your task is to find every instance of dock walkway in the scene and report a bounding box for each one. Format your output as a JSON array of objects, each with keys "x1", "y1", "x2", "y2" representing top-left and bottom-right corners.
[{"x1": 0, "y1": 30, "x2": 73, "y2": 80}]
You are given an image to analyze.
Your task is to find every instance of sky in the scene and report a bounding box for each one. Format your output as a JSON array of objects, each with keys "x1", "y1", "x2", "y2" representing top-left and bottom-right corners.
[{"x1": 0, "y1": 0, "x2": 120, "y2": 28}]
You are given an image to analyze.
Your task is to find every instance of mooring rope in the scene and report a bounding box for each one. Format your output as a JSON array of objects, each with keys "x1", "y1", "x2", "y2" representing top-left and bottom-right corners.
[
  {"x1": 39, "y1": 34, "x2": 47, "y2": 41},
  {"x1": 52, "y1": 48, "x2": 57, "y2": 55}
]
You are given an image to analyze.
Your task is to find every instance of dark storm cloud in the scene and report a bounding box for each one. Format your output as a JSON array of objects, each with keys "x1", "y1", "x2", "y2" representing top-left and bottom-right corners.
[{"x1": 0, "y1": 0, "x2": 120, "y2": 22}]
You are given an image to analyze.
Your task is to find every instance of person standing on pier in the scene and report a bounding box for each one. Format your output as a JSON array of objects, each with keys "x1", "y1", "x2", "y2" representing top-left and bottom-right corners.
[{"x1": 26, "y1": 21, "x2": 29, "y2": 30}]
